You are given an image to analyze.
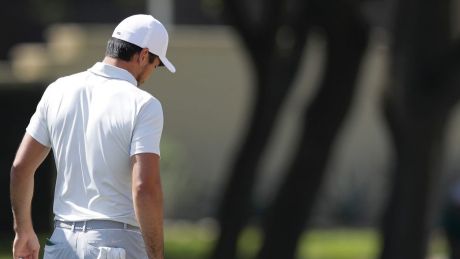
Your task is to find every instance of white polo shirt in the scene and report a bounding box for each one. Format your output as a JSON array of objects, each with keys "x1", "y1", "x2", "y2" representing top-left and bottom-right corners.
[{"x1": 26, "y1": 62, "x2": 163, "y2": 227}]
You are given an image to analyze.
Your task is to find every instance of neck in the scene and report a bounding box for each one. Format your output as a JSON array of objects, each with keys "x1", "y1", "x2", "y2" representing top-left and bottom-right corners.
[{"x1": 103, "y1": 56, "x2": 140, "y2": 84}]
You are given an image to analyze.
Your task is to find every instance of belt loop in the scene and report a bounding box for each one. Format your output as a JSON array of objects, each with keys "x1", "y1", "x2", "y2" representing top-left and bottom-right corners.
[
  {"x1": 83, "y1": 221, "x2": 87, "y2": 232},
  {"x1": 123, "y1": 223, "x2": 127, "y2": 230},
  {"x1": 71, "y1": 222, "x2": 75, "y2": 232}
]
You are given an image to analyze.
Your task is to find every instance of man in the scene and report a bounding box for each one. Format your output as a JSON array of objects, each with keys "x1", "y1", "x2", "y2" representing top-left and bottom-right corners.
[{"x1": 10, "y1": 14, "x2": 175, "y2": 259}]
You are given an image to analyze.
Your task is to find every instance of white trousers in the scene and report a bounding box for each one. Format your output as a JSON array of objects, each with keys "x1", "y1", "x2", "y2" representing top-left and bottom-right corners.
[{"x1": 44, "y1": 226, "x2": 148, "y2": 259}]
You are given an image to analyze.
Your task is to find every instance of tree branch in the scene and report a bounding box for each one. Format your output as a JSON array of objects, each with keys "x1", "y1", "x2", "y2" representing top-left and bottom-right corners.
[{"x1": 223, "y1": 0, "x2": 309, "y2": 63}]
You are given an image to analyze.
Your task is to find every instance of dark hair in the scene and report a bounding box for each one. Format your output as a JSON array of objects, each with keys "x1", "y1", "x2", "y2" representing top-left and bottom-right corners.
[{"x1": 106, "y1": 37, "x2": 158, "y2": 64}]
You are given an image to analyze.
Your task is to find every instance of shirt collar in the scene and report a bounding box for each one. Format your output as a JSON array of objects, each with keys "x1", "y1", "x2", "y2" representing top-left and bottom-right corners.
[{"x1": 88, "y1": 62, "x2": 138, "y2": 86}]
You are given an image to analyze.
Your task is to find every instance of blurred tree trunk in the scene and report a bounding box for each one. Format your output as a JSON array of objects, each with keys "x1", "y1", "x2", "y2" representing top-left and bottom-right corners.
[
  {"x1": 257, "y1": 1, "x2": 369, "y2": 258},
  {"x1": 211, "y1": 1, "x2": 309, "y2": 259},
  {"x1": 380, "y1": 0, "x2": 460, "y2": 258}
]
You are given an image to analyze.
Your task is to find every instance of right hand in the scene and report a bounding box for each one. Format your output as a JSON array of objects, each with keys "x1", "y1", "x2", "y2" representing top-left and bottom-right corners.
[{"x1": 13, "y1": 230, "x2": 40, "y2": 259}]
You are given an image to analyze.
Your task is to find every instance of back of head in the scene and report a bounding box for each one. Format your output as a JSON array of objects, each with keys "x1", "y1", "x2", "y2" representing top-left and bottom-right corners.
[{"x1": 106, "y1": 37, "x2": 158, "y2": 64}]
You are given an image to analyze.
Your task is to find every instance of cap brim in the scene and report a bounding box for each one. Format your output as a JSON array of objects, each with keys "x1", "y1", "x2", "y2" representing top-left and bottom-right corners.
[{"x1": 159, "y1": 56, "x2": 176, "y2": 73}]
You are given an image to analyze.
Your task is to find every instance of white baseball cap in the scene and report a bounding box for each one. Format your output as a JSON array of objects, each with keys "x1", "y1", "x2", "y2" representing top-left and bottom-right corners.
[{"x1": 112, "y1": 14, "x2": 176, "y2": 73}]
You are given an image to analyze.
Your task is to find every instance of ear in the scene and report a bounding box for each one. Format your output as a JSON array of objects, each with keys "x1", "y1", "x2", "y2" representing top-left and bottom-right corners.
[{"x1": 140, "y1": 48, "x2": 150, "y2": 64}]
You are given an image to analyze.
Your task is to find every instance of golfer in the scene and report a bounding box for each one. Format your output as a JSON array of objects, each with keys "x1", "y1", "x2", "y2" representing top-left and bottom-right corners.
[{"x1": 10, "y1": 14, "x2": 175, "y2": 259}]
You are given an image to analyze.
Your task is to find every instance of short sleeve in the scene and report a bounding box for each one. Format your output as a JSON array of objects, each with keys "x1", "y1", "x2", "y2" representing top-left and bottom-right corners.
[
  {"x1": 130, "y1": 99, "x2": 164, "y2": 156},
  {"x1": 26, "y1": 87, "x2": 51, "y2": 147}
]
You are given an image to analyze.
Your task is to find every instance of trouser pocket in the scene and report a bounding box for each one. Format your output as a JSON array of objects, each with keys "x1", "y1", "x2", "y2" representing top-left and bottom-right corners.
[
  {"x1": 44, "y1": 229, "x2": 78, "y2": 259},
  {"x1": 44, "y1": 243, "x2": 77, "y2": 259}
]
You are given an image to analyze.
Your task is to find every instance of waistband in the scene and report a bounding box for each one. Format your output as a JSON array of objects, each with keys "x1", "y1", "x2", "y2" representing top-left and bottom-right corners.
[{"x1": 55, "y1": 220, "x2": 140, "y2": 232}]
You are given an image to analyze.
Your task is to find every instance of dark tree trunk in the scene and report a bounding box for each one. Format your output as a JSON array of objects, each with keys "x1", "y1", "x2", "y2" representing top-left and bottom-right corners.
[
  {"x1": 212, "y1": 65, "x2": 304, "y2": 259},
  {"x1": 379, "y1": 0, "x2": 460, "y2": 258},
  {"x1": 211, "y1": 1, "x2": 310, "y2": 258},
  {"x1": 257, "y1": 1, "x2": 369, "y2": 258},
  {"x1": 381, "y1": 97, "x2": 450, "y2": 259}
]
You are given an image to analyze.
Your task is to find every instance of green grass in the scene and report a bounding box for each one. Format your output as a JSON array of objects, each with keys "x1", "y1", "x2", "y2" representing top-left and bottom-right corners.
[
  {"x1": 0, "y1": 226, "x2": 448, "y2": 259},
  {"x1": 164, "y1": 225, "x2": 448, "y2": 259},
  {"x1": 304, "y1": 229, "x2": 446, "y2": 259},
  {"x1": 299, "y1": 229, "x2": 378, "y2": 258}
]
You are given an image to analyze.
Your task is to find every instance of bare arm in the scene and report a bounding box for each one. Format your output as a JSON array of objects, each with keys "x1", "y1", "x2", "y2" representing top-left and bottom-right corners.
[
  {"x1": 11, "y1": 133, "x2": 50, "y2": 259},
  {"x1": 131, "y1": 153, "x2": 164, "y2": 259}
]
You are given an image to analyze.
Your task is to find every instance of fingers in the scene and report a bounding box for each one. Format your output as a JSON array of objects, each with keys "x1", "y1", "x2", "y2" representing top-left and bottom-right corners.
[
  {"x1": 14, "y1": 245, "x2": 40, "y2": 259},
  {"x1": 33, "y1": 248, "x2": 39, "y2": 259}
]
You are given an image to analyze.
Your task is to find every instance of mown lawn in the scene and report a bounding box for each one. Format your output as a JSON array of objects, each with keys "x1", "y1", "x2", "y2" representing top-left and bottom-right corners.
[{"x1": 0, "y1": 225, "x2": 448, "y2": 259}]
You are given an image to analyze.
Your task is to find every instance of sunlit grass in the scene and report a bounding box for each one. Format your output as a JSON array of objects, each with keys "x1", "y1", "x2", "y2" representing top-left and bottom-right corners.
[{"x1": 163, "y1": 224, "x2": 449, "y2": 259}]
